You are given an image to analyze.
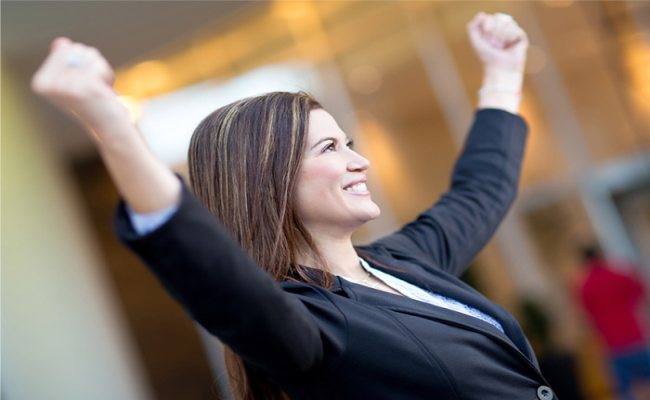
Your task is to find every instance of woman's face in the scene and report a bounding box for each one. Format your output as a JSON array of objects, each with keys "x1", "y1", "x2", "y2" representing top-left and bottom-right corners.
[{"x1": 294, "y1": 109, "x2": 380, "y2": 235}]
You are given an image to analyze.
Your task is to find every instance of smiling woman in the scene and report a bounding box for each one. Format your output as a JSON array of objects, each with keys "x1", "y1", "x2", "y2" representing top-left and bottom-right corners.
[
  {"x1": 187, "y1": 93, "x2": 331, "y2": 286},
  {"x1": 295, "y1": 109, "x2": 380, "y2": 240},
  {"x1": 31, "y1": 12, "x2": 557, "y2": 400}
]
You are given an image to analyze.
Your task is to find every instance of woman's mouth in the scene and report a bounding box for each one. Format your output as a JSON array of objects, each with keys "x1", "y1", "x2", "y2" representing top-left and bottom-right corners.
[{"x1": 343, "y1": 182, "x2": 370, "y2": 195}]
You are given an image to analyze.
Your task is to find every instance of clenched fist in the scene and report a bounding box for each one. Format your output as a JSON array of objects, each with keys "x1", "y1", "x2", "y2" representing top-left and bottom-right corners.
[
  {"x1": 31, "y1": 37, "x2": 131, "y2": 140},
  {"x1": 467, "y1": 12, "x2": 529, "y2": 73}
]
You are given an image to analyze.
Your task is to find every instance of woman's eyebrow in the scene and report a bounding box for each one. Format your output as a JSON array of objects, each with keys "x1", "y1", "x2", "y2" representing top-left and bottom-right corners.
[
  {"x1": 310, "y1": 136, "x2": 350, "y2": 150},
  {"x1": 310, "y1": 136, "x2": 336, "y2": 150}
]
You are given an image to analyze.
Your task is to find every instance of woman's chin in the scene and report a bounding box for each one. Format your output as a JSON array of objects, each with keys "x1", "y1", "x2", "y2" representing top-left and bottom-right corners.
[{"x1": 362, "y1": 205, "x2": 381, "y2": 222}]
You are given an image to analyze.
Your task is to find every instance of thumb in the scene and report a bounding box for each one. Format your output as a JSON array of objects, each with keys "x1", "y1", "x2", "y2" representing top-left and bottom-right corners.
[
  {"x1": 467, "y1": 12, "x2": 487, "y2": 33},
  {"x1": 50, "y1": 37, "x2": 73, "y2": 53},
  {"x1": 509, "y1": 30, "x2": 530, "y2": 53},
  {"x1": 467, "y1": 13, "x2": 487, "y2": 48}
]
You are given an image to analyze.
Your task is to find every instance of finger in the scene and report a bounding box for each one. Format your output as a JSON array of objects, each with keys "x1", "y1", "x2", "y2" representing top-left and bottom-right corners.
[
  {"x1": 50, "y1": 43, "x2": 88, "y2": 80},
  {"x1": 56, "y1": 46, "x2": 105, "y2": 89},
  {"x1": 467, "y1": 12, "x2": 487, "y2": 31},
  {"x1": 510, "y1": 28, "x2": 530, "y2": 51},
  {"x1": 492, "y1": 19, "x2": 515, "y2": 47},
  {"x1": 32, "y1": 42, "x2": 79, "y2": 92},
  {"x1": 514, "y1": 26, "x2": 529, "y2": 46},
  {"x1": 483, "y1": 16, "x2": 510, "y2": 49},
  {"x1": 481, "y1": 15, "x2": 497, "y2": 38},
  {"x1": 68, "y1": 46, "x2": 118, "y2": 99},
  {"x1": 501, "y1": 26, "x2": 520, "y2": 45},
  {"x1": 85, "y1": 47, "x2": 115, "y2": 86},
  {"x1": 50, "y1": 54, "x2": 90, "y2": 99},
  {"x1": 467, "y1": 12, "x2": 488, "y2": 48},
  {"x1": 50, "y1": 37, "x2": 73, "y2": 52},
  {"x1": 500, "y1": 25, "x2": 527, "y2": 50},
  {"x1": 34, "y1": 43, "x2": 91, "y2": 94}
]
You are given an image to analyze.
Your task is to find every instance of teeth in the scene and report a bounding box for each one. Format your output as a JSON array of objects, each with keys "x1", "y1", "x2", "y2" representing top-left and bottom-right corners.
[{"x1": 345, "y1": 182, "x2": 367, "y2": 192}]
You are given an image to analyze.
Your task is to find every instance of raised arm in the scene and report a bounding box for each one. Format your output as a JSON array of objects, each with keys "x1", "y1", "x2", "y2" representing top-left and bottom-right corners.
[
  {"x1": 115, "y1": 182, "x2": 336, "y2": 382},
  {"x1": 31, "y1": 37, "x2": 181, "y2": 213},
  {"x1": 469, "y1": 12, "x2": 529, "y2": 114},
  {"x1": 369, "y1": 13, "x2": 529, "y2": 276},
  {"x1": 31, "y1": 39, "x2": 338, "y2": 382}
]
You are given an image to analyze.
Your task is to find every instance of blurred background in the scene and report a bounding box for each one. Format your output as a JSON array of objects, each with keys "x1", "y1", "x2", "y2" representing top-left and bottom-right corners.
[{"x1": 3, "y1": 1, "x2": 650, "y2": 399}]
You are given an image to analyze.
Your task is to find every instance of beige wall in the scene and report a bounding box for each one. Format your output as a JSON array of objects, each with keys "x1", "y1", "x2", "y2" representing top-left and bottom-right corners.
[{"x1": 1, "y1": 63, "x2": 152, "y2": 400}]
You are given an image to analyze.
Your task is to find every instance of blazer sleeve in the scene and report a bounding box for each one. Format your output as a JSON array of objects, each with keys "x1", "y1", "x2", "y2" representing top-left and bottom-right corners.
[
  {"x1": 370, "y1": 109, "x2": 528, "y2": 277},
  {"x1": 114, "y1": 183, "x2": 341, "y2": 382}
]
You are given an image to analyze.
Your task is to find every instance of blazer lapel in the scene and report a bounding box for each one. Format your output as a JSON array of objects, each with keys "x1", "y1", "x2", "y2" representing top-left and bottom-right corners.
[
  {"x1": 356, "y1": 254, "x2": 539, "y2": 366},
  {"x1": 338, "y1": 276, "x2": 545, "y2": 380},
  {"x1": 339, "y1": 276, "x2": 506, "y2": 337}
]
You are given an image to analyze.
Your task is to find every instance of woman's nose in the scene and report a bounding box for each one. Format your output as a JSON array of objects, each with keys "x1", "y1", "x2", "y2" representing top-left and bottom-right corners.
[{"x1": 347, "y1": 151, "x2": 370, "y2": 172}]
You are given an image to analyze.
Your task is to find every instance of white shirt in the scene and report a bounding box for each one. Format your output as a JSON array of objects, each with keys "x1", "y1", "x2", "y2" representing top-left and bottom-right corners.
[{"x1": 346, "y1": 258, "x2": 504, "y2": 333}]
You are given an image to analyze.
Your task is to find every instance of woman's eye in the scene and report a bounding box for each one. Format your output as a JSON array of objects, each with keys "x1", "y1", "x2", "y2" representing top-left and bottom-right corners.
[
  {"x1": 324, "y1": 142, "x2": 336, "y2": 152},
  {"x1": 346, "y1": 140, "x2": 355, "y2": 150}
]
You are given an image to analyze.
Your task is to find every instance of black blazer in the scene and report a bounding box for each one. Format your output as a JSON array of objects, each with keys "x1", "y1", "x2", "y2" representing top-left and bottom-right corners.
[{"x1": 116, "y1": 109, "x2": 556, "y2": 400}]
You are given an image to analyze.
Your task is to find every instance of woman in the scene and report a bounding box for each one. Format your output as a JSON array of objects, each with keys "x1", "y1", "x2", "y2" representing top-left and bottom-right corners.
[{"x1": 32, "y1": 12, "x2": 555, "y2": 400}]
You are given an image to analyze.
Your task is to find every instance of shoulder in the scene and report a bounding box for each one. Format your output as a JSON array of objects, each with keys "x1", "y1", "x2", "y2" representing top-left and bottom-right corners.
[
  {"x1": 357, "y1": 235, "x2": 438, "y2": 265},
  {"x1": 278, "y1": 279, "x2": 349, "y2": 322},
  {"x1": 278, "y1": 279, "x2": 349, "y2": 373}
]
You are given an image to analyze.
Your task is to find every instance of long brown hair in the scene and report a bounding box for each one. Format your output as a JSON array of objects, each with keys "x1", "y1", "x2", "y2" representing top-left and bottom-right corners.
[{"x1": 188, "y1": 92, "x2": 330, "y2": 400}]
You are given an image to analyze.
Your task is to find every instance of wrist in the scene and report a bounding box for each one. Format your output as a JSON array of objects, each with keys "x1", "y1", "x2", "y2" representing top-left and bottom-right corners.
[
  {"x1": 477, "y1": 92, "x2": 521, "y2": 115},
  {"x1": 478, "y1": 67, "x2": 524, "y2": 114},
  {"x1": 91, "y1": 118, "x2": 141, "y2": 149},
  {"x1": 481, "y1": 66, "x2": 524, "y2": 90}
]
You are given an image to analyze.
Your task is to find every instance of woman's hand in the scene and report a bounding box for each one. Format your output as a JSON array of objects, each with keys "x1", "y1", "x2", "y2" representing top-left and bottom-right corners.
[
  {"x1": 32, "y1": 38, "x2": 180, "y2": 213},
  {"x1": 467, "y1": 12, "x2": 529, "y2": 73},
  {"x1": 31, "y1": 37, "x2": 132, "y2": 142},
  {"x1": 467, "y1": 13, "x2": 529, "y2": 113}
]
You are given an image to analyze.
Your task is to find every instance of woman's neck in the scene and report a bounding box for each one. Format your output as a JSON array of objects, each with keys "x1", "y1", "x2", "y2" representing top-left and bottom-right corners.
[{"x1": 297, "y1": 230, "x2": 364, "y2": 279}]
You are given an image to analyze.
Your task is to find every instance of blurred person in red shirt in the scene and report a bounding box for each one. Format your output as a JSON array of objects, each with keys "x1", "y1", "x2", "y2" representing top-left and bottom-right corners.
[{"x1": 577, "y1": 245, "x2": 650, "y2": 400}]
